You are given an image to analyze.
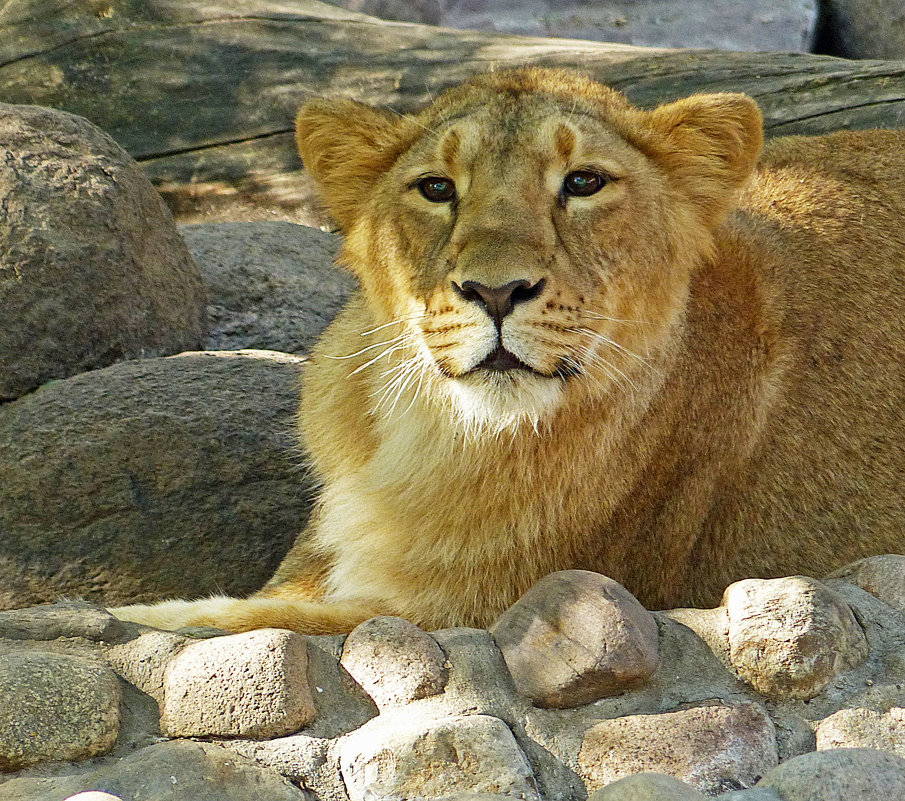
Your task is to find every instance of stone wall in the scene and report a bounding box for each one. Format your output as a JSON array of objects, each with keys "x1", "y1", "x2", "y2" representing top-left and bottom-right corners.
[{"x1": 3, "y1": 559, "x2": 905, "y2": 799}]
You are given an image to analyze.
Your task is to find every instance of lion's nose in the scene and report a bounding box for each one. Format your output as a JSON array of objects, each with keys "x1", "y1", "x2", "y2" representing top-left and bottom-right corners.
[{"x1": 453, "y1": 278, "x2": 546, "y2": 327}]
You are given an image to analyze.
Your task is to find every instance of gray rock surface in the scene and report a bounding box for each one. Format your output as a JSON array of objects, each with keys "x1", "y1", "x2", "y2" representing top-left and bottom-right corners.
[
  {"x1": 0, "y1": 104, "x2": 205, "y2": 401},
  {"x1": 0, "y1": 349, "x2": 310, "y2": 610},
  {"x1": 578, "y1": 702, "x2": 778, "y2": 794},
  {"x1": 817, "y1": 0, "x2": 905, "y2": 58},
  {"x1": 0, "y1": 651, "x2": 120, "y2": 771},
  {"x1": 588, "y1": 773, "x2": 708, "y2": 800},
  {"x1": 318, "y1": 0, "x2": 442, "y2": 25},
  {"x1": 105, "y1": 628, "x2": 191, "y2": 706},
  {"x1": 339, "y1": 713, "x2": 541, "y2": 801},
  {"x1": 826, "y1": 554, "x2": 905, "y2": 614},
  {"x1": 724, "y1": 576, "x2": 868, "y2": 700},
  {"x1": 757, "y1": 747, "x2": 905, "y2": 799},
  {"x1": 180, "y1": 221, "x2": 353, "y2": 354},
  {"x1": 161, "y1": 628, "x2": 316, "y2": 738},
  {"x1": 0, "y1": 740, "x2": 311, "y2": 801},
  {"x1": 0, "y1": 601, "x2": 125, "y2": 642},
  {"x1": 366, "y1": 0, "x2": 819, "y2": 52},
  {"x1": 340, "y1": 616, "x2": 448, "y2": 708},
  {"x1": 490, "y1": 570, "x2": 659, "y2": 708}
]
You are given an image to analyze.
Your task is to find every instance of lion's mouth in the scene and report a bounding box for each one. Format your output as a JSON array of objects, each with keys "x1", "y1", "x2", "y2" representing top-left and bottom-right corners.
[{"x1": 477, "y1": 344, "x2": 531, "y2": 372}]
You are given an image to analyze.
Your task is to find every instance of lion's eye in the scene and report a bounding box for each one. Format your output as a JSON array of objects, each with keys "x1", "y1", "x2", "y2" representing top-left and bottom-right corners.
[
  {"x1": 417, "y1": 176, "x2": 457, "y2": 203},
  {"x1": 563, "y1": 170, "x2": 607, "y2": 197}
]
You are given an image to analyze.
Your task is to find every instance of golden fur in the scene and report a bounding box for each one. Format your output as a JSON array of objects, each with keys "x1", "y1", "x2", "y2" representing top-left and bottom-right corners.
[{"x1": 114, "y1": 68, "x2": 905, "y2": 635}]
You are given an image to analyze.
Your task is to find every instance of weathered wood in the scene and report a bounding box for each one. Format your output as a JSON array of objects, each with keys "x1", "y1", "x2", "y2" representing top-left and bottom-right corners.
[{"x1": 2, "y1": 1, "x2": 905, "y2": 222}]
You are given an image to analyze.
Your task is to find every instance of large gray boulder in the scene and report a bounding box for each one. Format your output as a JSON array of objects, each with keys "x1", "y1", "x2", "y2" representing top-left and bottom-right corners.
[
  {"x1": 180, "y1": 221, "x2": 353, "y2": 354},
  {"x1": 0, "y1": 350, "x2": 311, "y2": 610},
  {"x1": 818, "y1": 0, "x2": 905, "y2": 59},
  {"x1": 0, "y1": 104, "x2": 206, "y2": 400}
]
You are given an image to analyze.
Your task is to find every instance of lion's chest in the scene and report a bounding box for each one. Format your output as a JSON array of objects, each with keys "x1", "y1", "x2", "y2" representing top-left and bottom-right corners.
[{"x1": 311, "y1": 413, "x2": 644, "y2": 626}]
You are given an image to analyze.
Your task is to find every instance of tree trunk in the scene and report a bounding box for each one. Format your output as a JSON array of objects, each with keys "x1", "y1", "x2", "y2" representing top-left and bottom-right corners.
[{"x1": 3, "y1": 1, "x2": 904, "y2": 222}]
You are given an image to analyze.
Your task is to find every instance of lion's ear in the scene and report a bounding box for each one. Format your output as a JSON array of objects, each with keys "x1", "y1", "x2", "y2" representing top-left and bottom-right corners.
[
  {"x1": 645, "y1": 93, "x2": 763, "y2": 226},
  {"x1": 296, "y1": 98, "x2": 404, "y2": 231}
]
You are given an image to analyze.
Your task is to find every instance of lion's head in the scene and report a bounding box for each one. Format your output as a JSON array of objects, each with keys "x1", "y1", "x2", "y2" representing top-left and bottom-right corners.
[{"x1": 296, "y1": 68, "x2": 763, "y2": 434}]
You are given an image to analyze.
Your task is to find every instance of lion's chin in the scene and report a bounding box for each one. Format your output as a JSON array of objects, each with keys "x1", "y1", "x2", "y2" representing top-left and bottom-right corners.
[{"x1": 441, "y1": 367, "x2": 566, "y2": 435}]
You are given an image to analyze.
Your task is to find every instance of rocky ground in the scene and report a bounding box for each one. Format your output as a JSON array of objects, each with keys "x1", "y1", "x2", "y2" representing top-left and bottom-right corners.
[
  {"x1": 4, "y1": 3, "x2": 905, "y2": 800},
  {"x1": 3, "y1": 561, "x2": 905, "y2": 800}
]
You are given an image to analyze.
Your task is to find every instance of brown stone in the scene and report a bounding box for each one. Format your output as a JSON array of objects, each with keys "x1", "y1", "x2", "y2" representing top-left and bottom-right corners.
[
  {"x1": 588, "y1": 773, "x2": 708, "y2": 800},
  {"x1": 490, "y1": 570, "x2": 659, "y2": 708},
  {"x1": 816, "y1": 707, "x2": 905, "y2": 757},
  {"x1": 757, "y1": 747, "x2": 905, "y2": 800},
  {"x1": 339, "y1": 713, "x2": 540, "y2": 801},
  {"x1": 340, "y1": 616, "x2": 448, "y2": 707},
  {"x1": 0, "y1": 740, "x2": 309, "y2": 801},
  {"x1": 724, "y1": 576, "x2": 869, "y2": 700},
  {"x1": 161, "y1": 628, "x2": 316, "y2": 739},
  {"x1": 181, "y1": 221, "x2": 353, "y2": 355},
  {"x1": 0, "y1": 350, "x2": 310, "y2": 609}
]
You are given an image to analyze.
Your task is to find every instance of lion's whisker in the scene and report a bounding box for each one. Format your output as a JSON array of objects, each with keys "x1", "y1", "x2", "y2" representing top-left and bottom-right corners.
[
  {"x1": 578, "y1": 311, "x2": 649, "y2": 326},
  {"x1": 349, "y1": 339, "x2": 412, "y2": 376},
  {"x1": 374, "y1": 357, "x2": 425, "y2": 417},
  {"x1": 575, "y1": 327, "x2": 660, "y2": 375},
  {"x1": 323, "y1": 333, "x2": 408, "y2": 360},
  {"x1": 359, "y1": 314, "x2": 426, "y2": 337}
]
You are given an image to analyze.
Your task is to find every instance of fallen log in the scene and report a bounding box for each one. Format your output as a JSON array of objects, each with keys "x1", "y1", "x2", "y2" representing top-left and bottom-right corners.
[{"x1": 2, "y1": 0, "x2": 904, "y2": 222}]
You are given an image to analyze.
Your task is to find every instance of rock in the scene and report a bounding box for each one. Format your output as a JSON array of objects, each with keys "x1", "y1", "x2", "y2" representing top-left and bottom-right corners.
[
  {"x1": 302, "y1": 635, "x2": 379, "y2": 739},
  {"x1": 438, "y1": 0, "x2": 818, "y2": 52},
  {"x1": 436, "y1": 797, "x2": 518, "y2": 801},
  {"x1": 105, "y1": 629, "x2": 189, "y2": 705},
  {"x1": 489, "y1": 570, "x2": 659, "y2": 708},
  {"x1": 0, "y1": 740, "x2": 310, "y2": 801},
  {"x1": 340, "y1": 713, "x2": 540, "y2": 801},
  {"x1": 816, "y1": 707, "x2": 905, "y2": 756},
  {"x1": 180, "y1": 221, "x2": 354, "y2": 354},
  {"x1": 587, "y1": 773, "x2": 708, "y2": 800},
  {"x1": 410, "y1": 627, "x2": 522, "y2": 725},
  {"x1": 757, "y1": 747, "x2": 905, "y2": 800},
  {"x1": 220, "y1": 732, "x2": 334, "y2": 796},
  {"x1": 724, "y1": 576, "x2": 869, "y2": 700},
  {"x1": 340, "y1": 616, "x2": 448, "y2": 708},
  {"x1": 161, "y1": 628, "x2": 316, "y2": 739},
  {"x1": 578, "y1": 702, "x2": 778, "y2": 795},
  {"x1": 0, "y1": 349, "x2": 310, "y2": 609},
  {"x1": 0, "y1": 103, "x2": 205, "y2": 401},
  {"x1": 770, "y1": 714, "x2": 817, "y2": 761},
  {"x1": 0, "y1": 601, "x2": 125, "y2": 642},
  {"x1": 0, "y1": 651, "x2": 120, "y2": 771},
  {"x1": 817, "y1": 0, "x2": 905, "y2": 59},
  {"x1": 826, "y1": 554, "x2": 905, "y2": 614},
  {"x1": 326, "y1": 0, "x2": 442, "y2": 25}
]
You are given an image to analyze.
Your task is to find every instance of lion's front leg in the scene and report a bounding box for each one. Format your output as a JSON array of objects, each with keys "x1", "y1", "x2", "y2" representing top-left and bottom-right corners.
[{"x1": 110, "y1": 595, "x2": 385, "y2": 636}]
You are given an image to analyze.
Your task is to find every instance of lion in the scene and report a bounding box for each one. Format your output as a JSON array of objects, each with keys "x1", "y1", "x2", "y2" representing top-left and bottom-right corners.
[{"x1": 113, "y1": 67, "x2": 905, "y2": 635}]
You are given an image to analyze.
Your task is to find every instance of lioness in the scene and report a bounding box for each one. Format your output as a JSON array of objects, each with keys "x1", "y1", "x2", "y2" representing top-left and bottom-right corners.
[{"x1": 114, "y1": 68, "x2": 905, "y2": 635}]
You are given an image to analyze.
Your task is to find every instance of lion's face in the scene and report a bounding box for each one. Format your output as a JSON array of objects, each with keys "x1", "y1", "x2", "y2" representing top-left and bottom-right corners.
[{"x1": 297, "y1": 69, "x2": 763, "y2": 432}]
